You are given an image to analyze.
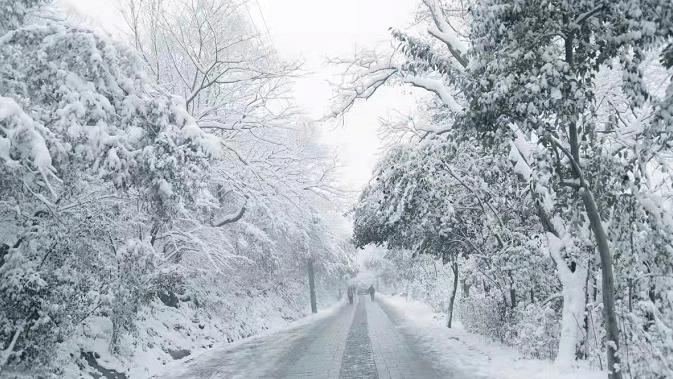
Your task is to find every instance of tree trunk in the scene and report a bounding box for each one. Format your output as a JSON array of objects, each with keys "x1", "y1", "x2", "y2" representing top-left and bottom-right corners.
[
  {"x1": 581, "y1": 265, "x2": 591, "y2": 360},
  {"x1": 566, "y1": 96, "x2": 621, "y2": 377},
  {"x1": 558, "y1": 266, "x2": 587, "y2": 369},
  {"x1": 308, "y1": 259, "x2": 317, "y2": 314},
  {"x1": 461, "y1": 279, "x2": 471, "y2": 298},
  {"x1": 580, "y1": 189, "x2": 621, "y2": 379},
  {"x1": 508, "y1": 271, "x2": 517, "y2": 309},
  {"x1": 447, "y1": 261, "x2": 459, "y2": 328},
  {"x1": 547, "y1": 233, "x2": 588, "y2": 371},
  {"x1": 0, "y1": 320, "x2": 26, "y2": 369}
]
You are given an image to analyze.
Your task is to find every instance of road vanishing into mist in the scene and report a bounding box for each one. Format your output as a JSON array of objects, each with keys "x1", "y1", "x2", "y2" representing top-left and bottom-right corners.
[{"x1": 158, "y1": 296, "x2": 456, "y2": 379}]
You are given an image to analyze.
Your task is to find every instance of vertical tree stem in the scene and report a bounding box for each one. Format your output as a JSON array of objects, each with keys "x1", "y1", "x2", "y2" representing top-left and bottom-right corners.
[
  {"x1": 580, "y1": 188, "x2": 622, "y2": 379},
  {"x1": 308, "y1": 259, "x2": 317, "y2": 314}
]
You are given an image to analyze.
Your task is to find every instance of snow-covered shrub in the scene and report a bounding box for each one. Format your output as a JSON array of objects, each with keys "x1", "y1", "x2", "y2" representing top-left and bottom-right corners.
[
  {"x1": 401, "y1": 256, "x2": 453, "y2": 313},
  {"x1": 109, "y1": 239, "x2": 161, "y2": 353},
  {"x1": 623, "y1": 295, "x2": 673, "y2": 379},
  {"x1": 0, "y1": 246, "x2": 51, "y2": 367},
  {"x1": 457, "y1": 292, "x2": 561, "y2": 360},
  {"x1": 457, "y1": 294, "x2": 510, "y2": 342},
  {"x1": 505, "y1": 303, "x2": 561, "y2": 360}
]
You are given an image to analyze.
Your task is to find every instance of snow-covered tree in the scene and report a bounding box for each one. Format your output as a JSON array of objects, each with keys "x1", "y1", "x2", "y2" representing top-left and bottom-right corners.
[
  {"x1": 114, "y1": 0, "x2": 343, "y2": 272},
  {"x1": 0, "y1": 3, "x2": 222, "y2": 369},
  {"x1": 0, "y1": 1, "x2": 352, "y2": 375},
  {"x1": 465, "y1": 1, "x2": 672, "y2": 375},
  {"x1": 334, "y1": 0, "x2": 673, "y2": 376},
  {"x1": 352, "y1": 135, "x2": 546, "y2": 328}
]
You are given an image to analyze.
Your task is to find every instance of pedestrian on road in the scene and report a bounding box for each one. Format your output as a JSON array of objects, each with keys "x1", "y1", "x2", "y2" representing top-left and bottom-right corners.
[
  {"x1": 347, "y1": 285, "x2": 354, "y2": 305},
  {"x1": 368, "y1": 284, "x2": 375, "y2": 301}
]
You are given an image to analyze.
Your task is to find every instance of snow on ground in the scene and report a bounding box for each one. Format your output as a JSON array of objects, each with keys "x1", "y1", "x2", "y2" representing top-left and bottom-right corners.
[
  {"x1": 378, "y1": 294, "x2": 606, "y2": 379},
  {"x1": 128, "y1": 293, "x2": 308, "y2": 378},
  {"x1": 150, "y1": 300, "x2": 348, "y2": 379},
  {"x1": 48, "y1": 288, "x2": 341, "y2": 378}
]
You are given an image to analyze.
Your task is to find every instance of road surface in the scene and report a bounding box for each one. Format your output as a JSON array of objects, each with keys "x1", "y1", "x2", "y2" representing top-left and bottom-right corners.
[{"x1": 158, "y1": 295, "x2": 455, "y2": 379}]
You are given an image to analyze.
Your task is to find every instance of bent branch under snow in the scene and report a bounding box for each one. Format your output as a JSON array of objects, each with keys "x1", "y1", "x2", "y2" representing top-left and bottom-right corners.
[
  {"x1": 422, "y1": 0, "x2": 468, "y2": 68},
  {"x1": 404, "y1": 76, "x2": 464, "y2": 115},
  {"x1": 212, "y1": 206, "x2": 246, "y2": 227}
]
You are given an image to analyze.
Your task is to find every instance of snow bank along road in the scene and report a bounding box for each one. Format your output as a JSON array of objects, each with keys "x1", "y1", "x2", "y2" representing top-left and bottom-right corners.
[{"x1": 155, "y1": 295, "x2": 457, "y2": 379}]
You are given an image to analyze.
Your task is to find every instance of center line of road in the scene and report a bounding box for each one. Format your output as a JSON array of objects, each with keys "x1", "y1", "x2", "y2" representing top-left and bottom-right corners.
[{"x1": 339, "y1": 298, "x2": 379, "y2": 379}]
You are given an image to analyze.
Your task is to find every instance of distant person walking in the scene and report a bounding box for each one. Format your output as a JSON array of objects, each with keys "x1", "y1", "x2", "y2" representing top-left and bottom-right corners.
[
  {"x1": 368, "y1": 285, "x2": 375, "y2": 301},
  {"x1": 347, "y1": 285, "x2": 354, "y2": 305}
]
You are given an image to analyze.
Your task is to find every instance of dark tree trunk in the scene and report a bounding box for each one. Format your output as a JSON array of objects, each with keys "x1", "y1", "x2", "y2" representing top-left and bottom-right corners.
[
  {"x1": 627, "y1": 278, "x2": 633, "y2": 313},
  {"x1": 308, "y1": 259, "x2": 317, "y2": 314},
  {"x1": 447, "y1": 261, "x2": 459, "y2": 328},
  {"x1": 508, "y1": 272, "x2": 516, "y2": 309},
  {"x1": 580, "y1": 188, "x2": 621, "y2": 379},
  {"x1": 461, "y1": 279, "x2": 471, "y2": 298},
  {"x1": 581, "y1": 265, "x2": 591, "y2": 360}
]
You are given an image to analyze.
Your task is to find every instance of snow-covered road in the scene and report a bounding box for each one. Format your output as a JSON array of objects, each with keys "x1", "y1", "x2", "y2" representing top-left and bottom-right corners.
[
  {"x1": 152, "y1": 294, "x2": 606, "y2": 379},
  {"x1": 155, "y1": 295, "x2": 452, "y2": 379}
]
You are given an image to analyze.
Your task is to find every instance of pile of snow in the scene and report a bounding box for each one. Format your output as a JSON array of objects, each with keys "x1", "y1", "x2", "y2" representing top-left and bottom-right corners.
[{"x1": 378, "y1": 295, "x2": 605, "y2": 379}]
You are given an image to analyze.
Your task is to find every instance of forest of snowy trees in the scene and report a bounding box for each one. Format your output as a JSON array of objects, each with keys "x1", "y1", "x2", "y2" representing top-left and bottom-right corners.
[
  {"x1": 1, "y1": 0, "x2": 356, "y2": 377},
  {"x1": 1, "y1": 0, "x2": 673, "y2": 378},
  {"x1": 341, "y1": 1, "x2": 673, "y2": 378}
]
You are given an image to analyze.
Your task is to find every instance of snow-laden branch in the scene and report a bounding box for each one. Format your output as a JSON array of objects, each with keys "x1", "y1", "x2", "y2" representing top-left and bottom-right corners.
[
  {"x1": 330, "y1": 55, "x2": 464, "y2": 118},
  {"x1": 422, "y1": 0, "x2": 468, "y2": 68},
  {"x1": 329, "y1": 65, "x2": 398, "y2": 117},
  {"x1": 543, "y1": 133, "x2": 587, "y2": 187},
  {"x1": 507, "y1": 125, "x2": 537, "y2": 180},
  {"x1": 573, "y1": 5, "x2": 605, "y2": 26},
  {"x1": 211, "y1": 205, "x2": 246, "y2": 227},
  {"x1": 403, "y1": 75, "x2": 464, "y2": 114},
  {"x1": 0, "y1": 97, "x2": 59, "y2": 198},
  {"x1": 437, "y1": 158, "x2": 505, "y2": 247},
  {"x1": 0, "y1": 320, "x2": 26, "y2": 369}
]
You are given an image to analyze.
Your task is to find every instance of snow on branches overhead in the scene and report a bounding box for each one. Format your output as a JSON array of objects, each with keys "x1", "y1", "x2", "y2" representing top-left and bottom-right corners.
[
  {"x1": 0, "y1": 22, "x2": 221, "y2": 208},
  {"x1": 118, "y1": 0, "x2": 301, "y2": 133},
  {"x1": 0, "y1": 96, "x2": 58, "y2": 196},
  {"x1": 328, "y1": 0, "x2": 469, "y2": 121},
  {"x1": 343, "y1": 0, "x2": 673, "y2": 376},
  {"x1": 329, "y1": 50, "x2": 464, "y2": 119},
  {"x1": 421, "y1": 0, "x2": 468, "y2": 67}
]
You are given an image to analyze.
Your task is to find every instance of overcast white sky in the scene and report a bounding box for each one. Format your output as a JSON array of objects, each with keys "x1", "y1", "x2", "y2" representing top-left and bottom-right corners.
[{"x1": 59, "y1": 0, "x2": 419, "y2": 191}]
